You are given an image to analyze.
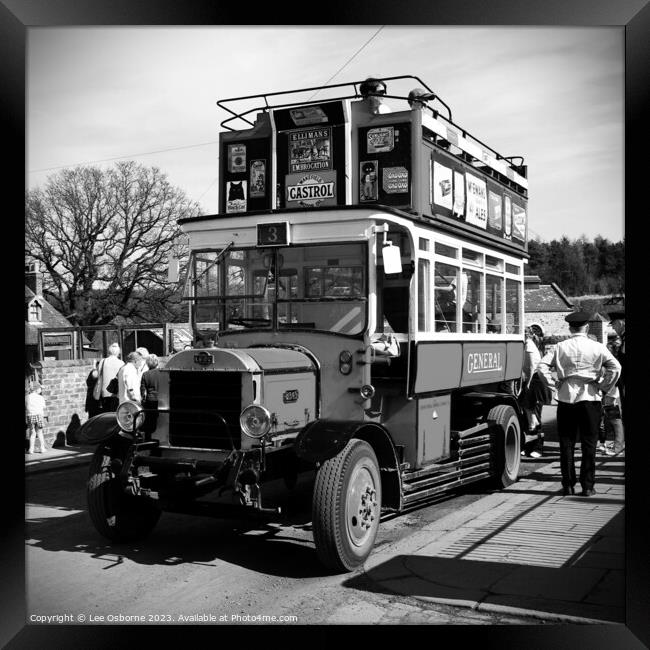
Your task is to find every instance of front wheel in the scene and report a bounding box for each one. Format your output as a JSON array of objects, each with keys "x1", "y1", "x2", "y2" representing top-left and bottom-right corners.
[
  {"x1": 487, "y1": 404, "x2": 521, "y2": 488},
  {"x1": 87, "y1": 443, "x2": 161, "y2": 542},
  {"x1": 312, "y1": 439, "x2": 382, "y2": 573}
]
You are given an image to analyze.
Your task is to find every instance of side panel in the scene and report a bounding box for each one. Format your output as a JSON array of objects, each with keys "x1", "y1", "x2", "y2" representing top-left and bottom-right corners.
[
  {"x1": 412, "y1": 340, "x2": 523, "y2": 394},
  {"x1": 417, "y1": 394, "x2": 451, "y2": 466},
  {"x1": 382, "y1": 396, "x2": 417, "y2": 468},
  {"x1": 262, "y1": 372, "x2": 316, "y2": 433},
  {"x1": 414, "y1": 342, "x2": 463, "y2": 393},
  {"x1": 505, "y1": 341, "x2": 525, "y2": 381}
]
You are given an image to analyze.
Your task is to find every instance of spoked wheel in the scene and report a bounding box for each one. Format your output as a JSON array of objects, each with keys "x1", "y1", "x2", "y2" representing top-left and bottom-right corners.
[
  {"x1": 312, "y1": 439, "x2": 382, "y2": 573},
  {"x1": 87, "y1": 442, "x2": 161, "y2": 542},
  {"x1": 488, "y1": 404, "x2": 521, "y2": 487}
]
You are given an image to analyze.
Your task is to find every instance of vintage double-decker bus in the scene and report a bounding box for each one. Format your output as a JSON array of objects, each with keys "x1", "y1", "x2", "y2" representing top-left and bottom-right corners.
[{"x1": 82, "y1": 75, "x2": 531, "y2": 572}]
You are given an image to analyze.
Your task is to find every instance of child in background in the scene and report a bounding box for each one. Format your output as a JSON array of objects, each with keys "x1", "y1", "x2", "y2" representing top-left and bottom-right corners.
[{"x1": 26, "y1": 382, "x2": 48, "y2": 454}]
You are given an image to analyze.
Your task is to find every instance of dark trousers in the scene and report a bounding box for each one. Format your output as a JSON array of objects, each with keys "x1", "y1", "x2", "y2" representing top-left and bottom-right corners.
[
  {"x1": 100, "y1": 395, "x2": 119, "y2": 413},
  {"x1": 557, "y1": 401, "x2": 601, "y2": 490},
  {"x1": 142, "y1": 400, "x2": 159, "y2": 438}
]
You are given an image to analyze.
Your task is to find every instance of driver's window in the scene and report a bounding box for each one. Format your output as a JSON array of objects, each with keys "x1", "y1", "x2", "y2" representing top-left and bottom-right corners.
[{"x1": 305, "y1": 267, "x2": 363, "y2": 297}]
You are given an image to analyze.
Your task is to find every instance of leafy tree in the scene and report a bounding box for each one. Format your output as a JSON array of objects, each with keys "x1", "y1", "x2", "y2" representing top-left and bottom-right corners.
[
  {"x1": 25, "y1": 161, "x2": 198, "y2": 326},
  {"x1": 527, "y1": 235, "x2": 624, "y2": 297}
]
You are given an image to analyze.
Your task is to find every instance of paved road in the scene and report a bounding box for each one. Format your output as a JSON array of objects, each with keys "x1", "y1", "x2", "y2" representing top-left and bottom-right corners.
[{"x1": 25, "y1": 454, "x2": 552, "y2": 626}]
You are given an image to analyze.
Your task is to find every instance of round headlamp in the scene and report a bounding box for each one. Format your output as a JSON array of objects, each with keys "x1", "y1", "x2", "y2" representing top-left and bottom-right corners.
[
  {"x1": 116, "y1": 401, "x2": 144, "y2": 432},
  {"x1": 240, "y1": 404, "x2": 272, "y2": 439}
]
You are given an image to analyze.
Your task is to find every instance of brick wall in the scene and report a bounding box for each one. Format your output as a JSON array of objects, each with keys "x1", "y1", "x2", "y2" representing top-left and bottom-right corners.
[
  {"x1": 36, "y1": 356, "x2": 169, "y2": 447},
  {"x1": 38, "y1": 359, "x2": 93, "y2": 446},
  {"x1": 524, "y1": 312, "x2": 570, "y2": 338}
]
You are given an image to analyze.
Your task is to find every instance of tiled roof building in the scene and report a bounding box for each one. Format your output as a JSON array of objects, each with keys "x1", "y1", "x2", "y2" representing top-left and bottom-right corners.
[
  {"x1": 524, "y1": 275, "x2": 574, "y2": 337},
  {"x1": 25, "y1": 262, "x2": 75, "y2": 368}
]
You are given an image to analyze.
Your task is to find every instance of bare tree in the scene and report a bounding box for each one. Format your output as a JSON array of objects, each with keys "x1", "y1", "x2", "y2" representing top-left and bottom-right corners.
[{"x1": 25, "y1": 161, "x2": 197, "y2": 325}]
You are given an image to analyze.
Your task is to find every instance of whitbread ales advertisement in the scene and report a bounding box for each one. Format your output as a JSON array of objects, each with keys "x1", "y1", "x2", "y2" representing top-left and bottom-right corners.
[{"x1": 429, "y1": 148, "x2": 527, "y2": 249}]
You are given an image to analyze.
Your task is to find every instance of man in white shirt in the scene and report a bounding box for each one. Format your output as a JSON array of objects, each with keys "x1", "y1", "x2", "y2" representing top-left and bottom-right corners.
[
  {"x1": 96, "y1": 342, "x2": 124, "y2": 412},
  {"x1": 117, "y1": 351, "x2": 144, "y2": 404},
  {"x1": 537, "y1": 311, "x2": 620, "y2": 497}
]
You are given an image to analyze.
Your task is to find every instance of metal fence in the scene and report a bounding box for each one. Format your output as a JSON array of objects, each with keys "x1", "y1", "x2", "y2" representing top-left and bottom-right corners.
[{"x1": 36, "y1": 323, "x2": 192, "y2": 361}]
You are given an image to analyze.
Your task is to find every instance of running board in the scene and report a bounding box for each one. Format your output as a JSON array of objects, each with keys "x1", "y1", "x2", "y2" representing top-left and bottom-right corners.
[
  {"x1": 403, "y1": 459, "x2": 490, "y2": 493},
  {"x1": 403, "y1": 470, "x2": 491, "y2": 505},
  {"x1": 452, "y1": 422, "x2": 490, "y2": 439}
]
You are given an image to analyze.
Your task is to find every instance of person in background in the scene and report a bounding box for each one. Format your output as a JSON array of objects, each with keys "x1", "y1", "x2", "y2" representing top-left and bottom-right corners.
[
  {"x1": 117, "y1": 351, "x2": 144, "y2": 404},
  {"x1": 359, "y1": 77, "x2": 392, "y2": 115},
  {"x1": 597, "y1": 334, "x2": 625, "y2": 456},
  {"x1": 135, "y1": 347, "x2": 150, "y2": 376},
  {"x1": 96, "y1": 342, "x2": 124, "y2": 413},
  {"x1": 140, "y1": 354, "x2": 162, "y2": 437},
  {"x1": 537, "y1": 311, "x2": 621, "y2": 497},
  {"x1": 26, "y1": 382, "x2": 48, "y2": 454},
  {"x1": 85, "y1": 359, "x2": 102, "y2": 418},
  {"x1": 609, "y1": 313, "x2": 625, "y2": 426},
  {"x1": 521, "y1": 327, "x2": 547, "y2": 458}
]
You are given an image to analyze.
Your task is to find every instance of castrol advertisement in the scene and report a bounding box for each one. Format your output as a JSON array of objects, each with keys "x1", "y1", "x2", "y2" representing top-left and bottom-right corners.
[{"x1": 285, "y1": 171, "x2": 337, "y2": 207}]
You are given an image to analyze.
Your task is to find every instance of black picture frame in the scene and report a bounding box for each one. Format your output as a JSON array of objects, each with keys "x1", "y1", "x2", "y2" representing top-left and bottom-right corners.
[{"x1": 6, "y1": 2, "x2": 645, "y2": 647}]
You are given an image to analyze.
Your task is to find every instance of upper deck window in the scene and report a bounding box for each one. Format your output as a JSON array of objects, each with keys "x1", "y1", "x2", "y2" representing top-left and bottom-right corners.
[
  {"x1": 462, "y1": 248, "x2": 483, "y2": 267},
  {"x1": 434, "y1": 242, "x2": 458, "y2": 259},
  {"x1": 486, "y1": 255, "x2": 503, "y2": 271}
]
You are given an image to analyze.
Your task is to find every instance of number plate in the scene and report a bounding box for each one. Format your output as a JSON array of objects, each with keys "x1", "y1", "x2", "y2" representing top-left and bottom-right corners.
[
  {"x1": 257, "y1": 222, "x2": 290, "y2": 247},
  {"x1": 283, "y1": 389, "x2": 299, "y2": 403},
  {"x1": 194, "y1": 352, "x2": 214, "y2": 366}
]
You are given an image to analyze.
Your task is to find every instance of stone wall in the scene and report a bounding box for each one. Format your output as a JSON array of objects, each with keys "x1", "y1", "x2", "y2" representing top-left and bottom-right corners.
[{"x1": 35, "y1": 356, "x2": 169, "y2": 447}]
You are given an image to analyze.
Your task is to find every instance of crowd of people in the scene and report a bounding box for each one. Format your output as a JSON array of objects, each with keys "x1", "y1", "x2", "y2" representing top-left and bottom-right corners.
[
  {"x1": 86, "y1": 344, "x2": 160, "y2": 416},
  {"x1": 25, "y1": 343, "x2": 163, "y2": 454}
]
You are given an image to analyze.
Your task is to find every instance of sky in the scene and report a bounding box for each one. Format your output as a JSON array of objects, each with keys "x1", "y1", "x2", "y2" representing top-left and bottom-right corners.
[{"x1": 27, "y1": 26, "x2": 625, "y2": 243}]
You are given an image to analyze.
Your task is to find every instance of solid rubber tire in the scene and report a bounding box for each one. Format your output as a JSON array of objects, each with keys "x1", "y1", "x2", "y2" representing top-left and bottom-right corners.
[
  {"x1": 312, "y1": 439, "x2": 382, "y2": 573},
  {"x1": 487, "y1": 404, "x2": 521, "y2": 487},
  {"x1": 87, "y1": 443, "x2": 161, "y2": 542}
]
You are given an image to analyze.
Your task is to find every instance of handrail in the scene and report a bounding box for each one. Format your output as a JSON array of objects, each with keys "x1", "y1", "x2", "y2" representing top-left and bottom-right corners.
[
  {"x1": 217, "y1": 74, "x2": 432, "y2": 130},
  {"x1": 216, "y1": 74, "x2": 525, "y2": 172}
]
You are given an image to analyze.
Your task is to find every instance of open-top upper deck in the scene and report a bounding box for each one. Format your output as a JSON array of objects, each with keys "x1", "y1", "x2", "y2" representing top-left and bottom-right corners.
[{"x1": 180, "y1": 75, "x2": 529, "y2": 257}]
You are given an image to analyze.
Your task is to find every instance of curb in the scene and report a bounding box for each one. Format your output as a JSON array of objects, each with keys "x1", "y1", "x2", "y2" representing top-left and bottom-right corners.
[{"x1": 25, "y1": 450, "x2": 95, "y2": 475}]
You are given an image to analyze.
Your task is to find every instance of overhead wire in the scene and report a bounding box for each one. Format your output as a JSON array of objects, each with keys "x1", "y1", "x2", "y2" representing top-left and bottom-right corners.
[
  {"x1": 307, "y1": 25, "x2": 385, "y2": 102},
  {"x1": 30, "y1": 27, "x2": 387, "y2": 206},
  {"x1": 28, "y1": 140, "x2": 220, "y2": 175}
]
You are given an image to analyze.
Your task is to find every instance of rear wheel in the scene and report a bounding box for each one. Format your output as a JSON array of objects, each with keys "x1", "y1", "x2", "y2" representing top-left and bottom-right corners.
[
  {"x1": 488, "y1": 404, "x2": 521, "y2": 487},
  {"x1": 87, "y1": 443, "x2": 161, "y2": 542},
  {"x1": 312, "y1": 439, "x2": 382, "y2": 573}
]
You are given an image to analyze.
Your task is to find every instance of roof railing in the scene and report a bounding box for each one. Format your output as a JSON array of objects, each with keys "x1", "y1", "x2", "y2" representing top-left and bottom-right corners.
[{"x1": 216, "y1": 74, "x2": 525, "y2": 177}]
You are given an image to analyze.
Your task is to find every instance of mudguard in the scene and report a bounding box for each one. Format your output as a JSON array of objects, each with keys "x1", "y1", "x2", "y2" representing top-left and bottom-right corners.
[
  {"x1": 294, "y1": 420, "x2": 385, "y2": 464},
  {"x1": 77, "y1": 412, "x2": 122, "y2": 445}
]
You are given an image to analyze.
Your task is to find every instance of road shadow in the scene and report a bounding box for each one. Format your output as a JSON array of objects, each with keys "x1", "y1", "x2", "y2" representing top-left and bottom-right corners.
[
  {"x1": 345, "y1": 509, "x2": 625, "y2": 624},
  {"x1": 25, "y1": 472, "x2": 328, "y2": 578}
]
